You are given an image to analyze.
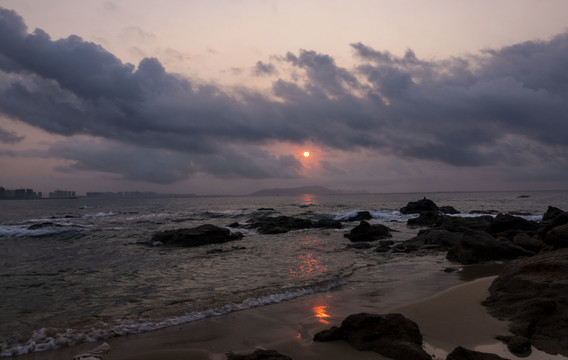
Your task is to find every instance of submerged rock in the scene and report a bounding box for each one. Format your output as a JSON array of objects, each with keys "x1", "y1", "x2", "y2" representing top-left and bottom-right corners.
[
  {"x1": 151, "y1": 224, "x2": 243, "y2": 247},
  {"x1": 344, "y1": 221, "x2": 392, "y2": 242},
  {"x1": 314, "y1": 312, "x2": 431, "y2": 360},
  {"x1": 483, "y1": 248, "x2": 568, "y2": 356}
]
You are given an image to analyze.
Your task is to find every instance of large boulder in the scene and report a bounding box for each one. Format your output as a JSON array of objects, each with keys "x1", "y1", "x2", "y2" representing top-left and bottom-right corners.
[
  {"x1": 446, "y1": 230, "x2": 534, "y2": 264},
  {"x1": 545, "y1": 223, "x2": 568, "y2": 249},
  {"x1": 151, "y1": 224, "x2": 243, "y2": 247},
  {"x1": 344, "y1": 221, "x2": 392, "y2": 242},
  {"x1": 313, "y1": 313, "x2": 431, "y2": 360},
  {"x1": 400, "y1": 198, "x2": 439, "y2": 214},
  {"x1": 483, "y1": 248, "x2": 568, "y2": 356},
  {"x1": 512, "y1": 233, "x2": 547, "y2": 253}
]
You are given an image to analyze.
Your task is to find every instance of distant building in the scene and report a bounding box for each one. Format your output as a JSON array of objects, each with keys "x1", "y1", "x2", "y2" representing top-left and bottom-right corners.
[
  {"x1": 0, "y1": 186, "x2": 41, "y2": 199},
  {"x1": 49, "y1": 190, "x2": 77, "y2": 199}
]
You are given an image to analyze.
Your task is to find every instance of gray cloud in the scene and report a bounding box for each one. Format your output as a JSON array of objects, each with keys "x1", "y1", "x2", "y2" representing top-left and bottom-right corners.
[
  {"x1": 253, "y1": 61, "x2": 278, "y2": 76},
  {"x1": 0, "y1": 7, "x2": 567, "y2": 186},
  {"x1": 0, "y1": 126, "x2": 24, "y2": 143}
]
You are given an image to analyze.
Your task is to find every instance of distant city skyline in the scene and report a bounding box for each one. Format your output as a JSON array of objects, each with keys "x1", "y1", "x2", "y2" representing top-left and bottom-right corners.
[{"x1": 1, "y1": 1, "x2": 568, "y2": 195}]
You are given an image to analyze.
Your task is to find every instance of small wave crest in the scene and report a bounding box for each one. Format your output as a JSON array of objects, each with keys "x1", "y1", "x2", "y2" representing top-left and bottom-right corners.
[
  {"x1": 0, "y1": 224, "x2": 77, "y2": 238},
  {"x1": 334, "y1": 209, "x2": 407, "y2": 222}
]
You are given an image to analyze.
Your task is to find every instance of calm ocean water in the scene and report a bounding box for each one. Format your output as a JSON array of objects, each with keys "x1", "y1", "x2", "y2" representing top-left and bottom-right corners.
[{"x1": 1, "y1": 191, "x2": 567, "y2": 357}]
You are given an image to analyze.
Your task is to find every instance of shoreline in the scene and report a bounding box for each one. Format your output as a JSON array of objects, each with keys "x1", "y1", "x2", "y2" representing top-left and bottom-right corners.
[{"x1": 14, "y1": 266, "x2": 550, "y2": 360}]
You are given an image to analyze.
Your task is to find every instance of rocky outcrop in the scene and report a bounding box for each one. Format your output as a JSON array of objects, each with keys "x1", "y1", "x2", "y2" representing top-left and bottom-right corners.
[
  {"x1": 313, "y1": 313, "x2": 431, "y2": 360},
  {"x1": 446, "y1": 346, "x2": 510, "y2": 360},
  {"x1": 245, "y1": 216, "x2": 341, "y2": 234},
  {"x1": 446, "y1": 230, "x2": 534, "y2": 264},
  {"x1": 344, "y1": 221, "x2": 392, "y2": 242},
  {"x1": 151, "y1": 224, "x2": 243, "y2": 247},
  {"x1": 226, "y1": 349, "x2": 292, "y2": 360},
  {"x1": 483, "y1": 248, "x2": 568, "y2": 356},
  {"x1": 400, "y1": 198, "x2": 439, "y2": 214}
]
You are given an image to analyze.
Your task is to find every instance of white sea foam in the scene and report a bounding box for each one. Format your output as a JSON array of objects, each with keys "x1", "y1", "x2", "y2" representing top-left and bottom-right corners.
[{"x1": 334, "y1": 209, "x2": 408, "y2": 222}]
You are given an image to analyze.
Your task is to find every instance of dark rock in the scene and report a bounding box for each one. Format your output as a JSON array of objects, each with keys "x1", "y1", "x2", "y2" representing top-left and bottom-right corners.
[
  {"x1": 374, "y1": 240, "x2": 395, "y2": 252},
  {"x1": 496, "y1": 335, "x2": 532, "y2": 357},
  {"x1": 446, "y1": 230, "x2": 534, "y2": 264},
  {"x1": 407, "y1": 211, "x2": 443, "y2": 227},
  {"x1": 404, "y1": 229, "x2": 462, "y2": 251},
  {"x1": 539, "y1": 211, "x2": 568, "y2": 241},
  {"x1": 344, "y1": 221, "x2": 392, "y2": 242},
  {"x1": 440, "y1": 205, "x2": 460, "y2": 214},
  {"x1": 446, "y1": 346, "x2": 510, "y2": 360},
  {"x1": 483, "y1": 248, "x2": 568, "y2": 355},
  {"x1": 546, "y1": 223, "x2": 568, "y2": 249},
  {"x1": 228, "y1": 222, "x2": 241, "y2": 228},
  {"x1": 542, "y1": 206, "x2": 565, "y2": 223},
  {"x1": 315, "y1": 218, "x2": 343, "y2": 229},
  {"x1": 486, "y1": 214, "x2": 538, "y2": 240},
  {"x1": 245, "y1": 216, "x2": 313, "y2": 234},
  {"x1": 256, "y1": 208, "x2": 275, "y2": 211},
  {"x1": 512, "y1": 233, "x2": 547, "y2": 253},
  {"x1": 400, "y1": 197, "x2": 439, "y2": 214},
  {"x1": 151, "y1": 224, "x2": 243, "y2": 247},
  {"x1": 226, "y1": 349, "x2": 292, "y2": 360},
  {"x1": 438, "y1": 215, "x2": 495, "y2": 233},
  {"x1": 313, "y1": 312, "x2": 431, "y2": 360},
  {"x1": 342, "y1": 211, "x2": 373, "y2": 221}
]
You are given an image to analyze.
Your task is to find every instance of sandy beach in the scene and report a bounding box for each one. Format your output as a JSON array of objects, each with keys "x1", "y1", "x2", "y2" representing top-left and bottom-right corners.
[{"x1": 17, "y1": 273, "x2": 567, "y2": 360}]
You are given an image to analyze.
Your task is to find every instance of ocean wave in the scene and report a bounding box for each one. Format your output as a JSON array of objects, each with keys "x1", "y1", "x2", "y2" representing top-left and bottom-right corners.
[
  {"x1": 0, "y1": 277, "x2": 348, "y2": 357},
  {"x1": 0, "y1": 224, "x2": 77, "y2": 238},
  {"x1": 334, "y1": 209, "x2": 409, "y2": 222}
]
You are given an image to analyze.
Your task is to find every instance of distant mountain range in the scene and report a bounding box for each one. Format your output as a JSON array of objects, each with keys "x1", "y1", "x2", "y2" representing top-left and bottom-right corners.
[{"x1": 250, "y1": 185, "x2": 369, "y2": 196}]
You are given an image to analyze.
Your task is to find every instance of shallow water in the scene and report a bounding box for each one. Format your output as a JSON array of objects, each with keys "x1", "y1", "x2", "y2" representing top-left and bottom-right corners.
[{"x1": 1, "y1": 191, "x2": 567, "y2": 357}]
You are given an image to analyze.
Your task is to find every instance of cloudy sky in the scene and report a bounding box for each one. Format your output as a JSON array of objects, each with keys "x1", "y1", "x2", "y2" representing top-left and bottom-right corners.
[{"x1": 1, "y1": 1, "x2": 567, "y2": 195}]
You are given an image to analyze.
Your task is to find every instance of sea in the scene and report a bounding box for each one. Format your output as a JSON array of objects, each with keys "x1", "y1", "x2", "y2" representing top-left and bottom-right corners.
[{"x1": 1, "y1": 190, "x2": 567, "y2": 357}]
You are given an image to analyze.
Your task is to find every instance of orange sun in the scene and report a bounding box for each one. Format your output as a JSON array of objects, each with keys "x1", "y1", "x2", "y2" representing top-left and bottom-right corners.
[{"x1": 303, "y1": 151, "x2": 310, "y2": 157}]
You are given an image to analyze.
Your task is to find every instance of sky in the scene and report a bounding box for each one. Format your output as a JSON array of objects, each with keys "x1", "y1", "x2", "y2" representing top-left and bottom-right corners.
[{"x1": 1, "y1": 1, "x2": 568, "y2": 195}]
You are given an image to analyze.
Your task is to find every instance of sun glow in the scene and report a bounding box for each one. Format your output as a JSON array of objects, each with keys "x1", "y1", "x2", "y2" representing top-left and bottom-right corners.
[{"x1": 303, "y1": 151, "x2": 310, "y2": 157}]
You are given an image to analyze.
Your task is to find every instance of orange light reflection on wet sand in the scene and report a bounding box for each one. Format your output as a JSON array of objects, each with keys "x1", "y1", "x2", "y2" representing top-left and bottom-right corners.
[{"x1": 313, "y1": 305, "x2": 331, "y2": 324}]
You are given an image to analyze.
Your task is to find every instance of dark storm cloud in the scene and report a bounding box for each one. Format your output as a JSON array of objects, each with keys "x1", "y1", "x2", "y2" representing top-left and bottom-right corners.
[
  {"x1": 0, "y1": 7, "x2": 567, "y2": 185},
  {"x1": 0, "y1": 127, "x2": 24, "y2": 143}
]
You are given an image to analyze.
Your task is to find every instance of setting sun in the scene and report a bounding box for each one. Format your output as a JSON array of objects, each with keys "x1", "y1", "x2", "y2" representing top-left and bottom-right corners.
[{"x1": 303, "y1": 151, "x2": 310, "y2": 157}]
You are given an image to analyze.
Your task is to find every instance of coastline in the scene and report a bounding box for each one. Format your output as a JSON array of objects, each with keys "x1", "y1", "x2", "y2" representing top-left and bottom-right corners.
[{"x1": 15, "y1": 269, "x2": 543, "y2": 360}]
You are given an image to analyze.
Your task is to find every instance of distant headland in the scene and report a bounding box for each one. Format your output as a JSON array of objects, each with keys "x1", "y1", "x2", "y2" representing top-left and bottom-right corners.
[{"x1": 249, "y1": 185, "x2": 369, "y2": 196}]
